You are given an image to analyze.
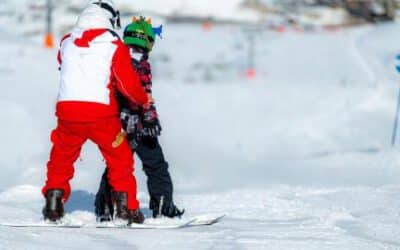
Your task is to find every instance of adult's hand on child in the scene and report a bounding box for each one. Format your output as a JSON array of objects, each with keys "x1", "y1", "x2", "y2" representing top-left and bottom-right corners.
[{"x1": 120, "y1": 109, "x2": 139, "y2": 134}]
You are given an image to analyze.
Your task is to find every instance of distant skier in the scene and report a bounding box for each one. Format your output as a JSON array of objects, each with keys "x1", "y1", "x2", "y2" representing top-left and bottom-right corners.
[
  {"x1": 95, "y1": 16, "x2": 184, "y2": 221},
  {"x1": 42, "y1": 0, "x2": 150, "y2": 224}
]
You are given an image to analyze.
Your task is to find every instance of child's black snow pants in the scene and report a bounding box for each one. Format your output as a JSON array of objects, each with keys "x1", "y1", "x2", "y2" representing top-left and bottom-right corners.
[{"x1": 95, "y1": 136, "x2": 174, "y2": 210}]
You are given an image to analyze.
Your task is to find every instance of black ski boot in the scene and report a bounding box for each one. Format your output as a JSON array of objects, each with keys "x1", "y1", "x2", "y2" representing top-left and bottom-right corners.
[
  {"x1": 95, "y1": 199, "x2": 114, "y2": 222},
  {"x1": 42, "y1": 189, "x2": 64, "y2": 222},
  {"x1": 127, "y1": 209, "x2": 145, "y2": 225},
  {"x1": 150, "y1": 196, "x2": 185, "y2": 218},
  {"x1": 112, "y1": 192, "x2": 145, "y2": 224},
  {"x1": 94, "y1": 169, "x2": 114, "y2": 222},
  {"x1": 95, "y1": 188, "x2": 114, "y2": 222}
]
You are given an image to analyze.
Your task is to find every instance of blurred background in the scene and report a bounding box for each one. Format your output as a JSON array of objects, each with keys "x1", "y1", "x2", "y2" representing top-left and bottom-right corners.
[
  {"x1": 1, "y1": 0, "x2": 400, "y2": 193},
  {"x1": 1, "y1": 1, "x2": 400, "y2": 248},
  {"x1": 1, "y1": 0, "x2": 400, "y2": 191},
  {"x1": 2, "y1": 0, "x2": 400, "y2": 38}
]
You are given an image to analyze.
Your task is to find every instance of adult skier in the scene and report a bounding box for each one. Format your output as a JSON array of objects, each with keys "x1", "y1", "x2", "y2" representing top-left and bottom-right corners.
[
  {"x1": 95, "y1": 17, "x2": 184, "y2": 222},
  {"x1": 42, "y1": 0, "x2": 150, "y2": 224}
]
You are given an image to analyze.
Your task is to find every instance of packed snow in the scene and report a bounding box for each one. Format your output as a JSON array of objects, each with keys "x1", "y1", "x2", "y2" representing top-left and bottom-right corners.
[{"x1": 1, "y1": 8, "x2": 400, "y2": 250}]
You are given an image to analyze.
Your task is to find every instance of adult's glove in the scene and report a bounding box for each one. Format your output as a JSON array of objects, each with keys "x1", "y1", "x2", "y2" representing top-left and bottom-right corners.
[
  {"x1": 120, "y1": 109, "x2": 141, "y2": 149},
  {"x1": 141, "y1": 106, "x2": 162, "y2": 137},
  {"x1": 120, "y1": 109, "x2": 139, "y2": 134}
]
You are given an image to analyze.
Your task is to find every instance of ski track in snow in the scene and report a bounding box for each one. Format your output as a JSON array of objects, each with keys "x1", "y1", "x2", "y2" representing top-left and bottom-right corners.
[
  {"x1": 1, "y1": 20, "x2": 400, "y2": 249},
  {"x1": 1, "y1": 186, "x2": 400, "y2": 249}
]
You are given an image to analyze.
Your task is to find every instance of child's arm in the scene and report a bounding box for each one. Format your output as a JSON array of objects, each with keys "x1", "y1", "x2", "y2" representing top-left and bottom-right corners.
[
  {"x1": 138, "y1": 59, "x2": 161, "y2": 137},
  {"x1": 137, "y1": 59, "x2": 154, "y2": 103}
]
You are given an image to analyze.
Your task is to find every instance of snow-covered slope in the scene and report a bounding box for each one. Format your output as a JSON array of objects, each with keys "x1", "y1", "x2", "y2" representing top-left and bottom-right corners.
[
  {"x1": 1, "y1": 185, "x2": 399, "y2": 250},
  {"x1": 1, "y1": 20, "x2": 400, "y2": 249}
]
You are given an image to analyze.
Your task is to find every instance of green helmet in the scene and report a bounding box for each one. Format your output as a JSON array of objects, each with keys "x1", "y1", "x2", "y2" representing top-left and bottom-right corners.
[{"x1": 123, "y1": 16, "x2": 156, "y2": 52}]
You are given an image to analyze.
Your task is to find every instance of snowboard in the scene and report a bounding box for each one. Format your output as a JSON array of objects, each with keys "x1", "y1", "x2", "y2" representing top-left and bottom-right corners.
[
  {"x1": 97, "y1": 218, "x2": 196, "y2": 229},
  {"x1": 0, "y1": 214, "x2": 225, "y2": 229},
  {"x1": 187, "y1": 214, "x2": 225, "y2": 226}
]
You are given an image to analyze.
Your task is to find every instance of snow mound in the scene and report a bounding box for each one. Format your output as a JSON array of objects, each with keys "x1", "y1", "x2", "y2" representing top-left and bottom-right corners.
[{"x1": 0, "y1": 185, "x2": 42, "y2": 203}]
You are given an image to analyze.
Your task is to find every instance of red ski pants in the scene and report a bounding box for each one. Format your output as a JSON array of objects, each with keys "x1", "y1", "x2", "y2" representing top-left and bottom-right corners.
[{"x1": 42, "y1": 117, "x2": 140, "y2": 209}]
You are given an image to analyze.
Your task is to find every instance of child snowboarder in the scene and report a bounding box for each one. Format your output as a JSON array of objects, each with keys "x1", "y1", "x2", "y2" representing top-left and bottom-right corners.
[{"x1": 95, "y1": 16, "x2": 184, "y2": 221}]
